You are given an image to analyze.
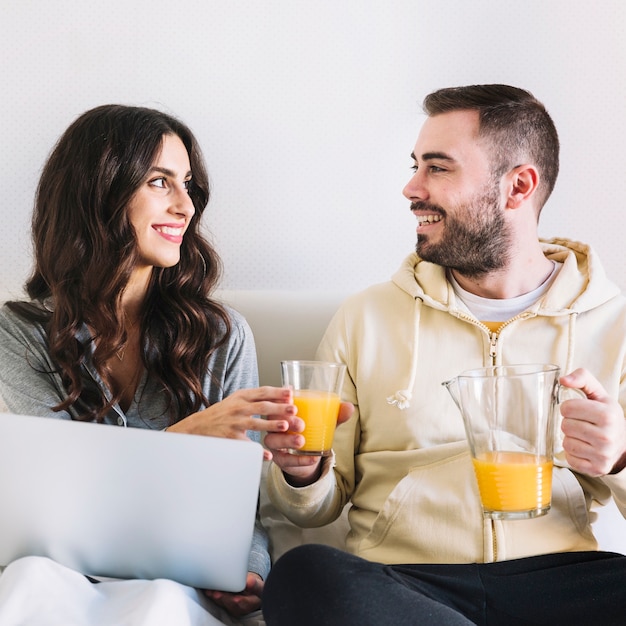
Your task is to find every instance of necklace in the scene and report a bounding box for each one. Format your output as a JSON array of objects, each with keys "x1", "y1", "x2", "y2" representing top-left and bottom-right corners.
[{"x1": 116, "y1": 317, "x2": 139, "y2": 361}]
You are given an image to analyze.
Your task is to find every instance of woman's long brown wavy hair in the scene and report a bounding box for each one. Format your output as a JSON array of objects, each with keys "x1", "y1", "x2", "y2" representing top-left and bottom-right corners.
[{"x1": 8, "y1": 104, "x2": 231, "y2": 424}]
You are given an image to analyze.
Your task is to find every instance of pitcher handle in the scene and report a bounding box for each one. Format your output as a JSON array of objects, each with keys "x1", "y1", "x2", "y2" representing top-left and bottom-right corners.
[{"x1": 557, "y1": 383, "x2": 587, "y2": 403}]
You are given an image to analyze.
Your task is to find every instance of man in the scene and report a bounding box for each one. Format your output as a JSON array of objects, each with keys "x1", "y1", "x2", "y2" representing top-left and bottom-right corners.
[{"x1": 262, "y1": 85, "x2": 626, "y2": 625}]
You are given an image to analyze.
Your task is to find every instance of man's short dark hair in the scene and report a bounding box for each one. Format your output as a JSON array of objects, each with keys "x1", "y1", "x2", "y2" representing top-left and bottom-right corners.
[{"x1": 424, "y1": 84, "x2": 560, "y2": 211}]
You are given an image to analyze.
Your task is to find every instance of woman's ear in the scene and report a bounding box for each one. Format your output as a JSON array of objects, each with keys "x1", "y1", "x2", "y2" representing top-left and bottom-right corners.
[{"x1": 506, "y1": 164, "x2": 539, "y2": 209}]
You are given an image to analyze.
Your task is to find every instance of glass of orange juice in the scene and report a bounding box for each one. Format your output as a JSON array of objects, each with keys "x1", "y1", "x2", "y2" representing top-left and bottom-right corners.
[
  {"x1": 443, "y1": 364, "x2": 585, "y2": 520},
  {"x1": 280, "y1": 360, "x2": 346, "y2": 456}
]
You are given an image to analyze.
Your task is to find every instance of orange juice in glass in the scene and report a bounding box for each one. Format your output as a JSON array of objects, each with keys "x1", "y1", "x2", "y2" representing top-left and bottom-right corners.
[
  {"x1": 293, "y1": 390, "x2": 342, "y2": 454},
  {"x1": 281, "y1": 361, "x2": 346, "y2": 456}
]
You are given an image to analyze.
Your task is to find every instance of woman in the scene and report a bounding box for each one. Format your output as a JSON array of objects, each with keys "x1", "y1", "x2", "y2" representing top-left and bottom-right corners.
[{"x1": 0, "y1": 104, "x2": 293, "y2": 625}]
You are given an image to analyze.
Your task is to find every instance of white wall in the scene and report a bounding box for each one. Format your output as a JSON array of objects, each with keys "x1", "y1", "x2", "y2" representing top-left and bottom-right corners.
[{"x1": 0, "y1": 0, "x2": 624, "y2": 301}]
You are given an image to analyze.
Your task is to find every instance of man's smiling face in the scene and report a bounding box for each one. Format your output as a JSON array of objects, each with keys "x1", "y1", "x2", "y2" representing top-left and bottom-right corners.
[{"x1": 403, "y1": 109, "x2": 512, "y2": 277}]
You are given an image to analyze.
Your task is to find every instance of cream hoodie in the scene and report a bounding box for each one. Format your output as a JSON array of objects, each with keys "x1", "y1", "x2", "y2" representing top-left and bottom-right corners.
[{"x1": 268, "y1": 239, "x2": 626, "y2": 564}]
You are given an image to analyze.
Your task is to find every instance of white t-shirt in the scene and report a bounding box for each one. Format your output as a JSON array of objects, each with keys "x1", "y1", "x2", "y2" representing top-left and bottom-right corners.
[{"x1": 449, "y1": 262, "x2": 561, "y2": 323}]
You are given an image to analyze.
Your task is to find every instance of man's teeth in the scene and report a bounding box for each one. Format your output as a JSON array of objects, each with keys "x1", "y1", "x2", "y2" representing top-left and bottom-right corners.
[{"x1": 417, "y1": 215, "x2": 442, "y2": 225}]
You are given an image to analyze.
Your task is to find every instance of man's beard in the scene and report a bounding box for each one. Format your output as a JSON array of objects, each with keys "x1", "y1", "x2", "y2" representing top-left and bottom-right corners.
[{"x1": 414, "y1": 184, "x2": 511, "y2": 278}]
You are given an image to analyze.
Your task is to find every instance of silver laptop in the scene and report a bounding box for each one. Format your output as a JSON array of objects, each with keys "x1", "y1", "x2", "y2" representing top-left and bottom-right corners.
[{"x1": 0, "y1": 412, "x2": 264, "y2": 592}]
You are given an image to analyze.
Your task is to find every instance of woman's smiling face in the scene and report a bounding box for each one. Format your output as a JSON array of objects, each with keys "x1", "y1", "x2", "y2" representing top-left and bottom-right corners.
[{"x1": 127, "y1": 133, "x2": 195, "y2": 272}]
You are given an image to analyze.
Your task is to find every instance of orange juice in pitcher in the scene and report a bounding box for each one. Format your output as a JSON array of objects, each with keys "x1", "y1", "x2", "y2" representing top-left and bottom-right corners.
[{"x1": 472, "y1": 451, "x2": 553, "y2": 515}]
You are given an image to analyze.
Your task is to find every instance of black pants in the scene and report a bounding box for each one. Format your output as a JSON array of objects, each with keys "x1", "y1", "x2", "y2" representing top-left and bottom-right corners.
[{"x1": 262, "y1": 544, "x2": 626, "y2": 625}]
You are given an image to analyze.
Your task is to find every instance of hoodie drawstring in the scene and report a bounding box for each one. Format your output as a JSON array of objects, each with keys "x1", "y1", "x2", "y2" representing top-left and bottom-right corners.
[
  {"x1": 564, "y1": 311, "x2": 578, "y2": 374},
  {"x1": 386, "y1": 297, "x2": 422, "y2": 410}
]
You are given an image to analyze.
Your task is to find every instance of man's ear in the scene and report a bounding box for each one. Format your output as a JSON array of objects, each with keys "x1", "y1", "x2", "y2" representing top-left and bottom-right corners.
[{"x1": 506, "y1": 164, "x2": 539, "y2": 209}]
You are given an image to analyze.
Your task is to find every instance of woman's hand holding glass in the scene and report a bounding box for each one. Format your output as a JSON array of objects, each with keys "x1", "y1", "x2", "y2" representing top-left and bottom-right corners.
[{"x1": 166, "y1": 386, "x2": 293, "y2": 460}]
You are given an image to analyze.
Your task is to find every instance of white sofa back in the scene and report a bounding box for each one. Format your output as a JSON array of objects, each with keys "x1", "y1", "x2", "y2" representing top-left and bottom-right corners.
[{"x1": 217, "y1": 290, "x2": 348, "y2": 387}]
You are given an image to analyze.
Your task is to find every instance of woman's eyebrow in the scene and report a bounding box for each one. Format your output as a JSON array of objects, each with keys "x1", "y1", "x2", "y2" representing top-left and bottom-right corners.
[{"x1": 149, "y1": 166, "x2": 193, "y2": 177}]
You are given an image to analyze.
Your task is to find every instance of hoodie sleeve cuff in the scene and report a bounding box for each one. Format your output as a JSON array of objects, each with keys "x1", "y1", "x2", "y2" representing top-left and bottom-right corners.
[{"x1": 266, "y1": 453, "x2": 338, "y2": 526}]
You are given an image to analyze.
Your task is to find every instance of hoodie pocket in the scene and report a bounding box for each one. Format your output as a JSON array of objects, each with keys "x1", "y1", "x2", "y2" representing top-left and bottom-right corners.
[{"x1": 357, "y1": 444, "x2": 485, "y2": 564}]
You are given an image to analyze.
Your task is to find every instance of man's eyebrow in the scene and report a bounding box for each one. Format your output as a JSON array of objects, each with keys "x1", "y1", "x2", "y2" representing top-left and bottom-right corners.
[
  {"x1": 149, "y1": 166, "x2": 193, "y2": 177},
  {"x1": 410, "y1": 151, "x2": 456, "y2": 163}
]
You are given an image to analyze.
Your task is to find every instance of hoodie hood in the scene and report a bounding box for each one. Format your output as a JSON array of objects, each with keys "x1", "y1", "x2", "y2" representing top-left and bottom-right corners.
[{"x1": 385, "y1": 238, "x2": 622, "y2": 410}]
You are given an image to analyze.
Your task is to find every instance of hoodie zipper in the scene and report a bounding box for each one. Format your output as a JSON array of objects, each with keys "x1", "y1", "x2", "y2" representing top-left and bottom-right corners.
[
  {"x1": 452, "y1": 310, "x2": 535, "y2": 561},
  {"x1": 453, "y1": 310, "x2": 535, "y2": 365},
  {"x1": 489, "y1": 332, "x2": 498, "y2": 365}
]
